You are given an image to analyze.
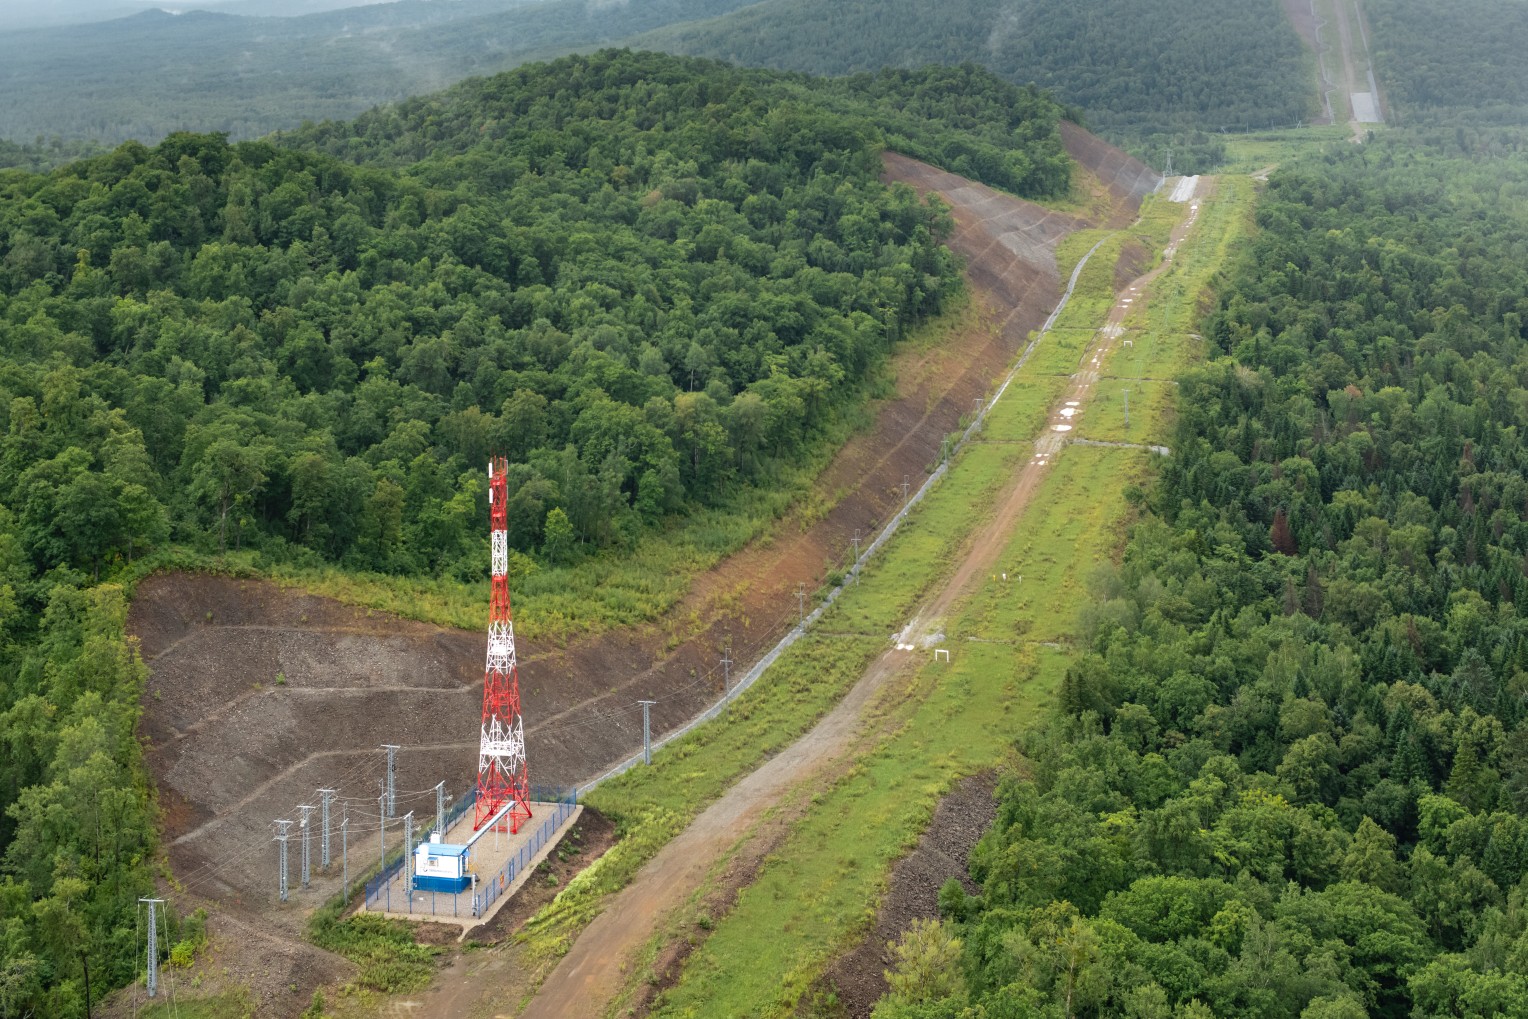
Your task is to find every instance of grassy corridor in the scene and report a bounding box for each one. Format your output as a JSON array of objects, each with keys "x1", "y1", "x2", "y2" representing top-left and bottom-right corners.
[
  {"x1": 649, "y1": 442, "x2": 1147, "y2": 1016},
  {"x1": 641, "y1": 179, "x2": 1254, "y2": 1018}
]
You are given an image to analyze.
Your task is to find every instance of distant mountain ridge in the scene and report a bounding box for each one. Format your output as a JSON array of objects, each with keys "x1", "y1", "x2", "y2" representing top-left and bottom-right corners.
[
  {"x1": 0, "y1": 0, "x2": 1315, "y2": 151},
  {"x1": 0, "y1": 0, "x2": 754, "y2": 144},
  {"x1": 631, "y1": 0, "x2": 1315, "y2": 138}
]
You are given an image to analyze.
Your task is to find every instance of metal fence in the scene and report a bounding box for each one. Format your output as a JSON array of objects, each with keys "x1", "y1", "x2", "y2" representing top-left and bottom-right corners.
[
  {"x1": 363, "y1": 785, "x2": 578, "y2": 916},
  {"x1": 363, "y1": 787, "x2": 480, "y2": 910},
  {"x1": 472, "y1": 788, "x2": 578, "y2": 918}
]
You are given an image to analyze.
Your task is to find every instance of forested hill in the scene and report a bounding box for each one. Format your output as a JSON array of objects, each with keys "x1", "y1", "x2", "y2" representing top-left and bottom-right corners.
[
  {"x1": 1368, "y1": 0, "x2": 1528, "y2": 126},
  {"x1": 0, "y1": 52, "x2": 1068, "y2": 1016},
  {"x1": 0, "y1": 0, "x2": 1312, "y2": 167},
  {"x1": 280, "y1": 57, "x2": 1072, "y2": 198},
  {"x1": 883, "y1": 142, "x2": 1528, "y2": 1016},
  {"x1": 631, "y1": 0, "x2": 1314, "y2": 156},
  {"x1": 0, "y1": 0, "x2": 761, "y2": 144}
]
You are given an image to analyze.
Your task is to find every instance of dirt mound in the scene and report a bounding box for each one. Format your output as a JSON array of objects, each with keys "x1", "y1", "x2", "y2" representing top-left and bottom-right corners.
[{"x1": 822, "y1": 774, "x2": 999, "y2": 1018}]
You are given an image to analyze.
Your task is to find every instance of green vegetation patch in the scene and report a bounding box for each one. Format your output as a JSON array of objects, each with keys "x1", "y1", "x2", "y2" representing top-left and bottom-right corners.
[
  {"x1": 1022, "y1": 327, "x2": 1097, "y2": 379},
  {"x1": 1217, "y1": 125, "x2": 1353, "y2": 174},
  {"x1": 1073, "y1": 376, "x2": 1176, "y2": 445},
  {"x1": 903, "y1": 134, "x2": 1528, "y2": 1019},
  {"x1": 651, "y1": 642, "x2": 1049, "y2": 1017},
  {"x1": 974, "y1": 374, "x2": 1069, "y2": 445},
  {"x1": 961, "y1": 446, "x2": 1150, "y2": 645},
  {"x1": 309, "y1": 907, "x2": 440, "y2": 996},
  {"x1": 134, "y1": 991, "x2": 256, "y2": 1019}
]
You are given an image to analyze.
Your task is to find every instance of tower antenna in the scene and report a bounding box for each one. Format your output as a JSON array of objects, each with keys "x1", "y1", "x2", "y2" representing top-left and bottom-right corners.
[{"x1": 474, "y1": 457, "x2": 532, "y2": 833}]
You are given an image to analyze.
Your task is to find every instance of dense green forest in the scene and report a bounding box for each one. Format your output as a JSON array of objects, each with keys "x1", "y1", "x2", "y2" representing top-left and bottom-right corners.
[
  {"x1": 633, "y1": 0, "x2": 1314, "y2": 170},
  {"x1": 0, "y1": 51, "x2": 1072, "y2": 1015},
  {"x1": 0, "y1": 0, "x2": 1310, "y2": 173},
  {"x1": 0, "y1": 138, "x2": 105, "y2": 174},
  {"x1": 876, "y1": 142, "x2": 1528, "y2": 1017},
  {"x1": 1368, "y1": 0, "x2": 1528, "y2": 125}
]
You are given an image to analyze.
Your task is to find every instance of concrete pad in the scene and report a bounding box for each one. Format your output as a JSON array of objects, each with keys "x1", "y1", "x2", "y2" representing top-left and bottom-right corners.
[{"x1": 366, "y1": 800, "x2": 581, "y2": 931}]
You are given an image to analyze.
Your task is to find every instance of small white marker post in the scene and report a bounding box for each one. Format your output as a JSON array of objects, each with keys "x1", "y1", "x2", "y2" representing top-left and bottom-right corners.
[{"x1": 934, "y1": 649, "x2": 950, "y2": 663}]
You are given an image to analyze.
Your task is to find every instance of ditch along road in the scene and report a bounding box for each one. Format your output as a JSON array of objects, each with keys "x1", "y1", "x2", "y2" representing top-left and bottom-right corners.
[{"x1": 514, "y1": 185, "x2": 1207, "y2": 1019}]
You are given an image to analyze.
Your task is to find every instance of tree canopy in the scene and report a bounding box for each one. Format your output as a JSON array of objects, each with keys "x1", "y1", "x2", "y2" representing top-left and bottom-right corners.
[
  {"x1": 875, "y1": 137, "x2": 1528, "y2": 1019},
  {"x1": 634, "y1": 0, "x2": 1314, "y2": 170},
  {"x1": 0, "y1": 49, "x2": 1076, "y2": 1015}
]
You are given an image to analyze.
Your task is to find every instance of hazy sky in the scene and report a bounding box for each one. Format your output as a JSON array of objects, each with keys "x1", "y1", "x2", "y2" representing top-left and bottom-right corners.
[{"x1": 0, "y1": 0, "x2": 381, "y2": 30}]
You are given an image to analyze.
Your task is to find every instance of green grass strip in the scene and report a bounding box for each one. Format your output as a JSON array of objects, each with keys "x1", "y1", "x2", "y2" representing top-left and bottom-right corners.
[{"x1": 647, "y1": 174, "x2": 1257, "y2": 1019}]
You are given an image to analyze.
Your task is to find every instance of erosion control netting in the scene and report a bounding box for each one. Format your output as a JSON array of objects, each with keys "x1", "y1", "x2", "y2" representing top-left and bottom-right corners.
[{"x1": 1058, "y1": 121, "x2": 1163, "y2": 214}]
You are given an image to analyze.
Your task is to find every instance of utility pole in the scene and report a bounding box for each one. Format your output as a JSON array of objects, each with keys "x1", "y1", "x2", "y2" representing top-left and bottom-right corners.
[
  {"x1": 638, "y1": 701, "x2": 657, "y2": 765},
  {"x1": 298, "y1": 804, "x2": 314, "y2": 889},
  {"x1": 274, "y1": 820, "x2": 293, "y2": 902},
  {"x1": 851, "y1": 529, "x2": 862, "y2": 582},
  {"x1": 403, "y1": 812, "x2": 415, "y2": 887},
  {"x1": 435, "y1": 781, "x2": 446, "y2": 838},
  {"x1": 382, "y1": 744, "x2": 400, "y2": 817},
  {"x1": 378, "y1": 787, "x2": 387, "y2": 871},
  {"x1": 341, "y1": 814, "x2": 350, "y2": 900},
  {"x1": 796, "y1": 583, "x2": 806, "y2": 632},
  {"x1": 140, "y1": 898, "x2": 164, "y2": 998},
  {"x1": 902, "y1": 473, "x2": 910, "y2": 505},
  {"x1": 1123, "y1": 388, "x2": 1131, "y2": 431},
  {"x1": 972, "y1": 397, "x2": 983, "y2": 423},
  {"x1": 319, "y1": 788, "x2": 336, "y2": 869},
  {"x1": 721, "y1": 646, "x2": 733, "y2": 706}
]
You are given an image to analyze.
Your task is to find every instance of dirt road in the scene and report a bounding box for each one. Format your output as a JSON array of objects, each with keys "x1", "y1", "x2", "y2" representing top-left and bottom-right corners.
[
  {"x1": 519, "y1": 170, "x2": 1196, "y2": 1019},
  {"x1": 897, "y1": 183, "x2": 1204, "y2": 651}
]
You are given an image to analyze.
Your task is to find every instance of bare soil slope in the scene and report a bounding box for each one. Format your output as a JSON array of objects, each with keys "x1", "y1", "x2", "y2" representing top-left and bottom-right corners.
[{"x1": 1058, "y1": 121, "x2": 1164, "y2": 218}]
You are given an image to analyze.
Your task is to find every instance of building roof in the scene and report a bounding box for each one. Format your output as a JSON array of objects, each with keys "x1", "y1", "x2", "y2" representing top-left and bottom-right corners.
[{"x1": 419, "y1": 842, "x2": 469, "y2": 857}]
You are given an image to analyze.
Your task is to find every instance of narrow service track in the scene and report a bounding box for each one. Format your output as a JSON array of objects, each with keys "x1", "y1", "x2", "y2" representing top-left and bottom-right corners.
[{"x1": 519, "y1": 176, "x2": 1198, "y2": 1019}]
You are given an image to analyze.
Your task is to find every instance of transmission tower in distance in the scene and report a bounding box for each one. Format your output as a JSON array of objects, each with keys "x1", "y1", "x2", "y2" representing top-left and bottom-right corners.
[{"x1": 474, "y1": 457, "x2": 532, "y2": 833}]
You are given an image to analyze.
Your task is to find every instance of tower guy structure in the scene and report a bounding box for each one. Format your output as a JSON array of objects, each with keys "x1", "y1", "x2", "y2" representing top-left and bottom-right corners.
[{"x1": 474, "y1": 457, "x2": 533, "y2": 833}]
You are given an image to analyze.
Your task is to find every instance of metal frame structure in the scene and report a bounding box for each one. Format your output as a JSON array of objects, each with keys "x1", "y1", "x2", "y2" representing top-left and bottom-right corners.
[{"x1": 474, "y1": 457, "x2": 532, "y2": 833}]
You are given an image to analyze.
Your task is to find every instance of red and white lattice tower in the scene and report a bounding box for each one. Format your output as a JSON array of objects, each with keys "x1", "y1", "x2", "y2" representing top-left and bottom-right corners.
[{"x1": 475, "y1": 457, "x2": 532, "y2": 833}]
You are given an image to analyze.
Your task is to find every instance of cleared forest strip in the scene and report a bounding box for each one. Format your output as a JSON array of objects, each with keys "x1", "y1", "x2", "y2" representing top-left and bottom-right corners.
[
  {"x1": 513, "y1": 198, "x2": 1127, "y2": 1019},
  {"x1": 374, "y1": 153, "x2": 1149, "y2": 1018},
  {"x1": 530, "y1": 195, "x2": 1208, "y2": 1016},
  {"x1": 645, "y1": 182, "x2": 1249, "y2": 1018}
]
